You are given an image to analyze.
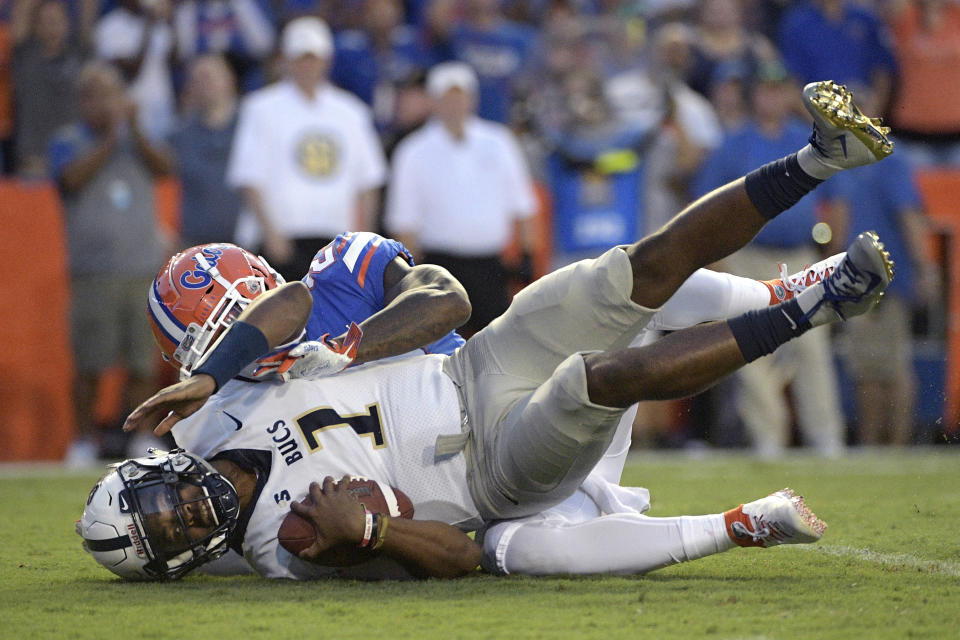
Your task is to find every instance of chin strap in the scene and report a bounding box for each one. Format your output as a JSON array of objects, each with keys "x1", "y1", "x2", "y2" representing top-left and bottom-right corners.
[{"x1": 194, "y1": 252, "x2": 240, "y2": 292}]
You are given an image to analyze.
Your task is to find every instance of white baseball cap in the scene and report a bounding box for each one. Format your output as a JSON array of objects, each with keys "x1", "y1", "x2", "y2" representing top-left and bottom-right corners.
[
  {"x1": 426, "y1": 62, "x2": 478, "y2": 98},
  {"x1": 282, "y1": 17, "x2": 333, "y2": 59}
]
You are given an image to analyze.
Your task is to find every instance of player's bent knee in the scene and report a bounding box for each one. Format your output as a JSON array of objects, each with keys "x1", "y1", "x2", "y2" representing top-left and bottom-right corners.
[
  {"x1": 582, "y1": 352, "x2": 634, "y2": 408},
  {"x1": 625, "y1": 236, "x2": 691, "y2": 308}
]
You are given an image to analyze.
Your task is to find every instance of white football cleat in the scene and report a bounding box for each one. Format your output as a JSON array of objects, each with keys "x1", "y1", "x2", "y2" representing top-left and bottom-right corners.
[
  {"x1": 798, "y1": 80, "x2": 893, "y2": 177},
  {"x1": 724, "y1": 488, "x2": 827, "y2": 548},
  {"x1": 801, "y1": 231, "x2": 894, "y2": 325}
]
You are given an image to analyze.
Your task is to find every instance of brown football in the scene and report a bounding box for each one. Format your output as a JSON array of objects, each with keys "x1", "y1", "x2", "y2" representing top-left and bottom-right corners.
[{"x1": 278, "y1": 477, "x2": 414, "y2": 558}]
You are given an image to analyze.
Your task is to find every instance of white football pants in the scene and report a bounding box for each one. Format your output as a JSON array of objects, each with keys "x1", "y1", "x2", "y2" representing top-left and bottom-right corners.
[{"x1": 481, "y1": 268, "x2": 770, "y2": 575}]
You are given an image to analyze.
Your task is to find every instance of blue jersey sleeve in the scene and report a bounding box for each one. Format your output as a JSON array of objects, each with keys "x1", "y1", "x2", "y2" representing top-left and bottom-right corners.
[{"x1": 302, "y1": 232, "x2": 465, "y2": 355}]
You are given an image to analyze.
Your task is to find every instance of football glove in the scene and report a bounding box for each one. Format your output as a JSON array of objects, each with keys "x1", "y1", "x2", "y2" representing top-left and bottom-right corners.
[{"x1": 254, "y1": 322, "x2": 362, "y2": 381}]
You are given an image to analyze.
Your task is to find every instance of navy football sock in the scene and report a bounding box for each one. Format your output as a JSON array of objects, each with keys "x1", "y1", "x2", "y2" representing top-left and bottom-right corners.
[
  {"x1": 726, "y1": 299, "x2": 812, "y2": 363},
  {"x1": 744, "y1": 153, "x2": 823, "y2": 220}
]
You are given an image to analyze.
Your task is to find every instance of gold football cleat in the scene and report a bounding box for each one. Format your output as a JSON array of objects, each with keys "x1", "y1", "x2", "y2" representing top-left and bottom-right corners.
[{"x1": 803, "y1": 80, "x2": 894, "y2": 161}]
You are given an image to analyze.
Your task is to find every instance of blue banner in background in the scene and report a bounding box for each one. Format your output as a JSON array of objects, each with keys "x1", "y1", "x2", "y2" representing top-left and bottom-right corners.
[{"x1": 548, "y1": 153, "x2": 643, "y2": 254}]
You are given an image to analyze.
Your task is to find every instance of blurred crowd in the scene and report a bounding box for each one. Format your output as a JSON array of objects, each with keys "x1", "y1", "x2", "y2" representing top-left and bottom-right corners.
[{"x1": 4, "y1": 0, "x2": 954, "y2": 461}]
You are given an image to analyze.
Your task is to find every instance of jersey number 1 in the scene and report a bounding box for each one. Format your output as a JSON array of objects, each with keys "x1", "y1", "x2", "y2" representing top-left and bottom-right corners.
[{"x1": 296, "y1": 404, "x2": 386, "y2": 451}]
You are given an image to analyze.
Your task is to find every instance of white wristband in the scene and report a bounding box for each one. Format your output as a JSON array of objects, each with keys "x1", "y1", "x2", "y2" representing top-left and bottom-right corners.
[{"x1": 359, "y1": 511, "x2": 374, "y2": 548}]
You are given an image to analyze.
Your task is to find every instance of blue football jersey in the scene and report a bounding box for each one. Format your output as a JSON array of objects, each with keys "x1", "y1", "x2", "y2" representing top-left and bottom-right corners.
[{"x1": 302, "y1": 231, "x2": 465, "y2": 355}]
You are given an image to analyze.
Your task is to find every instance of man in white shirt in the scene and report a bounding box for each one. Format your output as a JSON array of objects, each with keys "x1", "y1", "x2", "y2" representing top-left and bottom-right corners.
[
  {"x1": 386, "y1": 62, "x2": 536, "y2": 336},
  {"x1": 227, "y1": 16, "x2": 387, "y2": 283}
]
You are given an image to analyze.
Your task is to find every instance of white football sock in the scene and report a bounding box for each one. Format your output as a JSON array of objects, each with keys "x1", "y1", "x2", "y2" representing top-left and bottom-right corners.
[
  {"x1": 490, "y1": 512, "x2": 734, "y2": 576},
  {"x1": 650, "y1": 269, "x2": 771, "y2": 331},
  {"x1": 678, "y1": 513, "x2": 736, "y2": 559}
]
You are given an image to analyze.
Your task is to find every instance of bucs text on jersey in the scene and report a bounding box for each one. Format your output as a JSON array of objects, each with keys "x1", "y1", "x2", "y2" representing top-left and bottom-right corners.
[{"x1": 172, "y1": 354, "x2": 479, "y2": 579}]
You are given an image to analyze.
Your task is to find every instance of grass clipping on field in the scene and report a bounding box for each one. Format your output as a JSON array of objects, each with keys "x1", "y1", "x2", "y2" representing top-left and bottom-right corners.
[{"x1": 2, "y1": 451, "x2": 959, "y2": 639}]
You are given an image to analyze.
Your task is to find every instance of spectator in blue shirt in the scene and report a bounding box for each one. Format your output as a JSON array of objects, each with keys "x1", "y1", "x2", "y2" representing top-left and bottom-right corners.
[
  {"x1": 169, "y1": 54, "x2": 243, "y2": 248},
  {"x1": 778, "y1": 0, "x2": 897, "y2": 114},
  {"x1": 331, "y1": 0, "x2": 429, "y2": 134},
  {"x1": 693, "y1": 61, "x2": 846, "y2": 458},
  {"x1": 687, "y1": 0, "x2": 780, "y2": 100},
  {"x1": 419, "y1": 0, "x2": 457, "y2": 64},
  {"x1": 172, "y1": 0, "x2": 276, "y2": 93},
  {"x1": 450, "y1": 0, "x2": 539, "y2": 124}
]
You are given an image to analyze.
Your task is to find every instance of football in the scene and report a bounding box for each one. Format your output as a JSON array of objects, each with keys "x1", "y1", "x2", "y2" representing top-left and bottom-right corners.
[{"x1": 278, "y1": 477, "x2": 414, "y2": 558}]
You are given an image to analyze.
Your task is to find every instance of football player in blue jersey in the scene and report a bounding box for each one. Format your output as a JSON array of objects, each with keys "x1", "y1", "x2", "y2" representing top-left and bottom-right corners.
[
  {"x1": 279, "y1": 230, "x2": 467, "y2": 373},
  {"x1": 145, "y1": 232, "x2": 470, "y2": 386}
]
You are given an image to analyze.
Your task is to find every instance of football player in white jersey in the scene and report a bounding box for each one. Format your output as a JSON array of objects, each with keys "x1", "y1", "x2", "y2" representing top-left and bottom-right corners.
[
  {"x1": 134, "y1": 231, "x2": 841, "y2": 579},
  {"x1": 84, "y1": 81, "x2": 895, "y2": 580}
]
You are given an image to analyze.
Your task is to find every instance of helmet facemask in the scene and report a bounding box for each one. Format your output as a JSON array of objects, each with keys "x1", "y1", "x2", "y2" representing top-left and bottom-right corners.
[{"x1": 173, "y1": 273, "x2": 266, "y2": 380}]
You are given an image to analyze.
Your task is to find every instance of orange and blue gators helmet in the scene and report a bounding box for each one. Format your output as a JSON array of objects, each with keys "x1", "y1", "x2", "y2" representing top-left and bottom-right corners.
[{"x1": 147, "y1": 243, "x2": 288, "y2": 380}]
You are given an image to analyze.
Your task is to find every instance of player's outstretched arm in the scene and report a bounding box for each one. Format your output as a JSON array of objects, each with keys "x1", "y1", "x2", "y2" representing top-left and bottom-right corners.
[
  {"x1": 123, "y1": 282, "x2": 314, "y2": 434},
  {"x1": 292, "y1": 477, "x2": 481, "y2": 579},
  {"x1": 347, "y1": 258, "x2": 471, "y2": 365},
  {"x1": 236, "y1": 280, "x2": 314, "y2": 345}
]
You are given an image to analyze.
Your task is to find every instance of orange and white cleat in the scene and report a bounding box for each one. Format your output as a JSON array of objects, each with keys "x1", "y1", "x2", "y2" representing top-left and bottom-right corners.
[
  {"x1": 803, "y1": 231, "x2": 894, "y2": 324},
  {"x1": 724, "y1": 488, "x2": 827, "y2": 548},
  {"x1": 761, "y1": 252, "x2": 846, "y2": 305}
]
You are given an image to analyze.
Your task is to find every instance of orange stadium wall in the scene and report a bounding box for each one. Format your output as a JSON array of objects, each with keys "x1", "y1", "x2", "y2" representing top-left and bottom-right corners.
[
  {"x1": 915, "y1": 169, "x2": 960, "y2": 432},
  {"x1": 0, "y1": 178, "x2": 180, "y2": 462},
  {"x1": 1, "y1": 180, "x2": 76, "y2": 461}
]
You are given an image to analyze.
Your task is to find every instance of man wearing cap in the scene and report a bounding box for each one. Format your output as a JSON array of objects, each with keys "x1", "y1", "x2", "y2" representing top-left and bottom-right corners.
[
  {"x1": 227, "y1": 16, "x2": 388, "y2": 283},
  {"x1": 385, "y1": 61, "x2": 537, "y2": 336}
]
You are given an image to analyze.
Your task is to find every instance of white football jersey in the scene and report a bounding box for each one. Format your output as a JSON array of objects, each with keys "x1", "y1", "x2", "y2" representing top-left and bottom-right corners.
[{"x1": 172, "y1": 354, "x2": 479, "y2": 579}]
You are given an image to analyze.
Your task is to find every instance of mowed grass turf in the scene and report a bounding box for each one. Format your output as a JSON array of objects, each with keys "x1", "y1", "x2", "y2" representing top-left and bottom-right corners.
[{"x1": 2, "y1": 449, "x2": 958, "y2": 639}]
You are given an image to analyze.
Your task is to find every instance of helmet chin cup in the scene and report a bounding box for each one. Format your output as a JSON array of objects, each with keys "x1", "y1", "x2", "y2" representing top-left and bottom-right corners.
[{"x1": 173, "y1": 322, "x2": 206, "y2": 379}]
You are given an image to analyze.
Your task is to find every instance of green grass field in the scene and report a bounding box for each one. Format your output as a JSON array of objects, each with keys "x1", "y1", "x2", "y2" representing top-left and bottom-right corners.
[{"x1": 3, "y1": 449, "x2": 958, "y2": 639}]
